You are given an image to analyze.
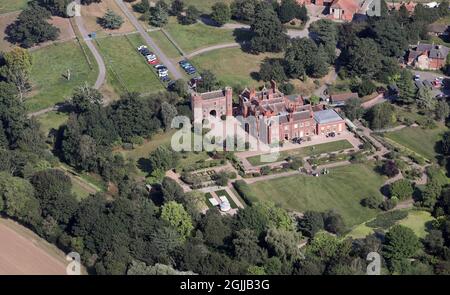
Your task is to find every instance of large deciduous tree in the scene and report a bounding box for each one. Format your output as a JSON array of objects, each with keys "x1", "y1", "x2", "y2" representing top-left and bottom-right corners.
[
  {"x1": 160, "y1": 201, "x2": 193, "y2": 241},
  {"x1": 0, "y1": 47, "x2": 33, "y2": 101},
  {"x1": 6, "y1": 2, "x2": 60, "y2": 48},
  {"x1": 210, "y1": 2, "x2": 231, "y2": 26}
]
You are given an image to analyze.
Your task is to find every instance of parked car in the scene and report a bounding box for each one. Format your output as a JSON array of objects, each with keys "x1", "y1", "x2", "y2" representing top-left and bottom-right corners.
[
  {"x1": 160, "y1": 76, "x2": 170, "y2": 82},
  {"x1": 158, "y1": 69, "x2": 169, "y2": 77},
  {"x1": 154, "y1": 64, "x2": 166, "y2": 70},
  {"x1": 414, "y1": 74, "x2": 420, "y2": 81},
  {"x1": 148, "y1": 58, "x2": 159, "y2": 65}
]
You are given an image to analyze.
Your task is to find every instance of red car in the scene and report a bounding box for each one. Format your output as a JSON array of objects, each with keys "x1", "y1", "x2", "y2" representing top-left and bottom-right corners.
[{"x1": 148, "y1": 59, "x2": 159, "y2": 65}]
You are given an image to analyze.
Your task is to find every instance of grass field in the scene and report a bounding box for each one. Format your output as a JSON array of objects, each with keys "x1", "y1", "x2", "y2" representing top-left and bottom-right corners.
[
  {"x1": 347, "y1": 210, "x2": 435, "y2": 239},
  {"x1": 398, "y1": 210, "x2": 434, "y2": 238},
  {"x1": 27, "y1": 40, "x2": 98, "y2": 112},
  {"x1": 148, "y1": 30, "x2": 182, "y2": 59},
  {"x1": 165, "y1": 17, "x2": 241, "y2": 53},
  {"x1": 71, "y1": 179, "x2": 93, "y2": 201},
  {"x1": 191, "y1": 47, "x2": 282, "y2": 89},
  {"x1": 248, "y1": 164, "x2": 385, "y2": 227},
  {"x1": 246, "y1": 140, "x2": 354, "y2": 166},
  {"x1": 183, "y1": 0, "x2": 233, "y2": 13},
  {"x1": 0, "y1": 0, "x2": 28, "y2": 14},
  {"x1": 96, "y1": 33, "x2": 165, "y2": 95},
  {"x1": 383, "y1": 124, "x2": 448, "y2": 161},
  {"x1": 37, "y1": 111, "x2": 68, "y2": 135},
  {"x1": 118, "y1": 130, "x2": 176, "y2": 161}
]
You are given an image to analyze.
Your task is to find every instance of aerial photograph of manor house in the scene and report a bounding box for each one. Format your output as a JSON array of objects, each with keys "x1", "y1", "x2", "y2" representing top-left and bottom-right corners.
[{"x1": 0, "y1": 0, "x2": 450, "y2": 282}]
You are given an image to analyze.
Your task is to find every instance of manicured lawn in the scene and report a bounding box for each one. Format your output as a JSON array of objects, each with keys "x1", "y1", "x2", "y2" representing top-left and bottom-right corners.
[
  {"x1": 348, "y1": 210, "x2": 435, "y2": 239},
  {"x1": 383, "y1": 124, "x2": 448, "y2": 161},
  {"x1": 248, "y1": 164, "x2": 385, "y2": 227},
  {"x1": 178, "y1": 151, "x2": 211, "y2": 170},
  {"x1": 246, "y1": 140, "x2": 354, "y2": 166},
  {"x1": 118, "y1": 130, "x2": 176, "y2": 161},
  {"x1": 204, "y1": 192, "x2": 215, "y2": 208},
  {"x1": 191, "y1": 47, "x2": 282, "y2": 89},
  {"x1": 148, "y1": 30, "x2": 182, "y2": 59},
  {"x1": 96, "y1": 34, "x2": 164, "y2": 95},
  {"x1": 398, "y1": 210, "x2": 434, "y2": 238},
  {"x1": 27, "y1": 40, "x2": 98, "y2": 112},
  {"x1": 37, "y1": 111, "x2": 68, "y2": 135},
  {"x1": 0, "y1": 0, "x2": 28, "y2": 14},
  {"x1": 183, "y1": 0, "x2": 233, "y2": 13},
  {"x1": 165, "y1": 17, "x2": 242, "y2": 53}
]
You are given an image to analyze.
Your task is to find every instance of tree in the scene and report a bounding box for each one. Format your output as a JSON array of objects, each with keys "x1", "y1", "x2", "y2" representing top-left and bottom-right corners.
[
  {"x1": 200, "y1": 209, "x2": 232, "y2": 247},
  {"x1": 127, "y1": 260, "x2": 196, "y2": 275},
  {"x1": 361, "y1": 194, "x2": 382, "y2": 209},
  {"x1": 99, "y1": 9, "x2": 124, "y2": 30},
  {"x1": 442, "y1": 131, "x2": 450, "y2": 155},
  {"x1": 197, "y1": 70, "x2": 219, "y2": 92},
  {"x1": 169, "y1": 79, "x2": 188, "y2": 97},
  {"x1": 258, "y1": 59, "x2": 287, "y2": 82},
  {"x1": 307, "y1": 231, "x2": 340, "y2": 260},
  {"x1": 149, "y1": 145, "x2": 180, "y2": 172},
  {"x1": 265, "y1": 227, "x2": 301, "y2": 262},
  {"x1": 160, "y1": 201, "x2": 193, "y2": 241},
  {"x1": 323, "y1": 210, "x2": 346, "y2": 235},
  {"x1": 81, "y1": 0, "x2": 102, "y2": 4},
  {"x1": 180, "y1": 5, "x2": 200, "y2": 25},
  {"x1": 309, "y1": 19, "x2": 338, "y2": 63},
  {"x1": 389, "y1": 179, "x2": 413, "y2": 200},
  {"x1": 416, "y1": 87, "x2": 435, "y2": 112},
  {"x1": 0, "y1": 47, "x2": 32, "y2": 101},
  {"x1": 161, "y1": 177, "x2": 185, "y2": 203},
  {"x1": 160, "y1": 101, "x2": 178, "y2": 131},
  {"x1": 365, "y1": 102, "x2": 396, "y2": 130},
  {"x1": 396, "y1": 69, "x2": 416, "y2": 104},
  {"x1": 346, "y1": 38, "x2": 382, "y2": 79},
  {"x1": 230, "y1": 0, "x2": 259, "y2": 23},
  {"x1": 357, "y1": 79, "x2": 376, "y2": 97},
  {"x1": 30, "y1": 169, "x2": 78, "y2": 225},
  {"x1": 0, "y1": 172, "x2": 41, "y2": 225},
  {"x1": 249, "y1": 5, "x2": 288, "y2": 53},
  {"x1": 371, "y1": 17, "x2": 408, "y2": 58},
  {"x1": 232, "y1": 228, "x2": 266, "y2": 264},
  {"x1": 435, "y1": 100, "x2": 449, "y2": 121},
  {"x1": 170, "y1": 0, "x2": 184, "y2": 16},
  {"x1": 6, "y1": 2, "x2": 59, "y2": 48},
  {"x1": 276, "y1": 0, "x2": 299, "y2": 23},
  {"x1": 71, "y1": 83, "x2": 103, "y2": 113},
  {"x1": 150, "y1": 0, "x2": 169, "y2": 27},
  {"x1": 383, "y1": 225, "x2": 420, "y2": 266},
  {"x1": 285, "y1": 38, "x2": 328, "y2": 79},
  {"x1": 382, "y1": 160, "x2": 400, "y2": 177},
  {"x1": 298, "y1": 211, "x2": 324, "y2": 237},
  {"x1": 342, "y1": 97, "x2": 363, "y2": 121},
  {"x1": 210, "y1": 2, "x2": 231, "y2": 26}
]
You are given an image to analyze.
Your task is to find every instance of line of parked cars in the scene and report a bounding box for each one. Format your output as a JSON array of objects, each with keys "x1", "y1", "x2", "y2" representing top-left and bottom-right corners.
[
  {"x1": 179, "y1": 60, "x2": 197, "y2": 75},
  {"x1": 137, "y1": 45, "x2": 170, "y2": 82}
]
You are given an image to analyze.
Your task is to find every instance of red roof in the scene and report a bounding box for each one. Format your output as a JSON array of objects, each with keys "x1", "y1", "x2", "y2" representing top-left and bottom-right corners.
[{"x1": 330, "y1": 0, "x2": 360, "y2": 12}]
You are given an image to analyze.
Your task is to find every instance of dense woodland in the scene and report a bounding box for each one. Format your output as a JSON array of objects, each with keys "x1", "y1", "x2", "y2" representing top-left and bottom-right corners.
[{"x1": 1, "y1": 0, "x2": 450, "y2": 275}]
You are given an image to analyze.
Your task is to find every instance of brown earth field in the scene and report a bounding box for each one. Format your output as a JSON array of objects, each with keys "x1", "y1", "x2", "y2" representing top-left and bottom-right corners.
[
  {"x1": 0, "y1": 13, "x2": 76, "y2": 52},
  {"x1": 81, "y1": 0, "x2": 135, "y2": 36},
  {"x1": 0, "y1": 218, "x2": 68, "y2": 275}
]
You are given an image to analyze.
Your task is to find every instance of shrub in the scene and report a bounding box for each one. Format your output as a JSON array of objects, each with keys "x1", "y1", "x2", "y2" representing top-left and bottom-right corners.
[
  {"x1": 233, "y1": 180, "x2": 257, "y2": 205},
  {"x1": 379, "y1": 198, "x2": 398, "y2": 211},
  {"x1": 389, "y1": 179, "x2": 413, "y2": 200},
  {"x1": 361, "y1": 195, "x2": 383, "y2": 209},
  {"x1": 366, "y1": 210, "x2": 408, "y2": 229}
]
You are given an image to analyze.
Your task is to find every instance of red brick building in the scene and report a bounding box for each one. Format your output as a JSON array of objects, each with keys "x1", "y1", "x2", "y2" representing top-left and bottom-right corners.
[
  {"x1": 407, "y1": 43, "x2": 450, "y2": 70},
  {"x1": 191, "y1": 82, "x2": 345, "y2": 144},
  {"x1": 328, "y1": 0, "x2": 360, "y2": 21}
]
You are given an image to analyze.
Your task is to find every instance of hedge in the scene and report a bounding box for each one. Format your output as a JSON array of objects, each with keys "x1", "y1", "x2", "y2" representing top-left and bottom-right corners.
[
  {"x1": 366, "y1": 210, "x2": 408, "y2": 229},
  {"x1": 233, "y1": 180, "x2": 258, "y2": 205}
]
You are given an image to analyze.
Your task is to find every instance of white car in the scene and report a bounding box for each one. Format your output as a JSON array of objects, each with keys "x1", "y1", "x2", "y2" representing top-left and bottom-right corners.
[
  {"x1": 158, "y1": 69, "x2": 168, "y2": 77},
  {"x1": 146, "y1": 54, "x2": 157, "y2": 61},
  {"x1": 137, "y1": 45, "x2": 147, "y2": 51}
]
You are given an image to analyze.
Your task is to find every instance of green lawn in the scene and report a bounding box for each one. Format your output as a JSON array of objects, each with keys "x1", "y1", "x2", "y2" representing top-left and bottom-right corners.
[
  {"x1": 248, "y1": 164, "x2": 385, "y2": 227},
  {"x1": 96, "y1": 34, "x2": 164, "y2": 95},
  {"x1": 165, "y1": 17, "x2": 241, "y2": 53},
  {"x1": 183, "y1": 0, "x2": 233, "y2": 13},
  {"x1": 37, "y1": 111, "x2": 68, "y2": 135},
  {"x1": 348, "y1": 210, "x2": 435, "y2": 239},
  {"x1": 118, "y1": 130, "x2": 176, "y2": 161},
  {"x1": 398, "y1": 210, "x2": 435, "y2": 238},
  {"x1": 71, "y1": 179, "x2": 93, "y2": 201},
  {"x1": 0, "y1": 0, "x2": 28, "y2": 14},
  {"x1": 384, "y1": 124, "x2": 448, "y2": 161},
  {"x1": 148, "y1": 30, "x2": 182, "y2": 59},
  {"x1": 191, "y1": 47, "x2": 282, "y2": 89},
  {"x1": 27, "y1": 40, "x2": 98, "y2": 112},
  {"x1": 246, "y1": 140, "x2": 354, "y2": 166}
]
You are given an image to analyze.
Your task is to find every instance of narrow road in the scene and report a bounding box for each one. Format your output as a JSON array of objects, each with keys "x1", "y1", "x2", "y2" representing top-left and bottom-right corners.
[
  {"x1": 74, "y1": 0, "x2": 106, "y2": 90},
  {"x1": 186, "y1": 42, "x2": 241, "y2": 59},
  {"x1": 28, "y1": 1, "x2": 107, "y2": 118},
  {"x1": 115, "y1": 0, "x2": 183, "y2": 80}
]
